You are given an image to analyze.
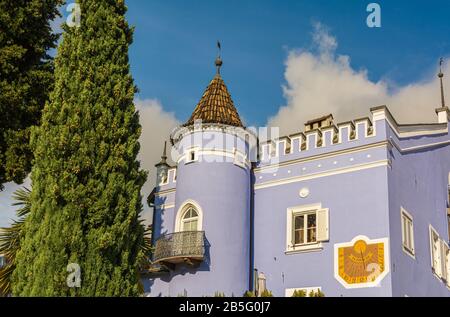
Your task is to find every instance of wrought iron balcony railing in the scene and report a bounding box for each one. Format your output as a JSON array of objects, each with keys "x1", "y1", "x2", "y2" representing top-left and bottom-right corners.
[{"x1": 153, "y1": 231, "x2": 206, "y2": 266}]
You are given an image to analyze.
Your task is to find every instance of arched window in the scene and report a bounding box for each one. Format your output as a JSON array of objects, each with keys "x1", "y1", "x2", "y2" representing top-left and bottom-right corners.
[
  {"x1": 181, "y1": 206, "x2": 199, "y2": 232},
  {"x1": 175, "y1": 200, "x2": 203, "y2": 233}
]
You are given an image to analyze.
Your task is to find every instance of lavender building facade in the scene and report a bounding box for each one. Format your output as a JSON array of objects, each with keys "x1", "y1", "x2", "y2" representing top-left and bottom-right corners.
[{"x1": 144, "y1": 60, "x2": 450, "y2": 297}]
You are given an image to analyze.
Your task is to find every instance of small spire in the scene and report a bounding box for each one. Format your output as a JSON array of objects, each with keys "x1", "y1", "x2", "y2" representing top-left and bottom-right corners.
[
  {"x1": 156, "y1": 141, "x2": 168, "y2": 166},
  {"x1": 215, "y1": 41, "x2": 223, "y2": 74},
  {"x1": 438, "y1": 58, "x2": 446, "y2": 107},
  {"x1": 161, "y1": 141, "x2": 167, "y2": 162}
]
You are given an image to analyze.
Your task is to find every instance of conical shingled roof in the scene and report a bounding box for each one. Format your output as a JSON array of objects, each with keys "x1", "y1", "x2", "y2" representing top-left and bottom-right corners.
[{"x1": 184, "y1": 74, "x2": 244, "y2": 127}]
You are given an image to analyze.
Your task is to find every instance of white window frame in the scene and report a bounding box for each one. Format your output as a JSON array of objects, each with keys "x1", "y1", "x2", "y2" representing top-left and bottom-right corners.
[
  {"x1": 285, "y1": 287, "x2": 322, "y2": 297},
  {"x1": 286, "y1": 204, "x2": 329, "y2": 254},
  {"x1": 157, "y1": 168, "x2": 169, "y2": 186},
  {"x1": 175, "y1": 200, "x2": 203, "y2": 233},
  {"x1": 233, "y1": 149, "x2": 247, "y2": 169},
  {"x1": 441, "y1": 241, "x2": 449, "y2": 285},
  {"x1": 446, "y1": 245, "x2": 450, "y2": 288},
  {"x1": 400, "y1": 207, "x2": 415, "y2": 258},
  {"x1": 180, "y1": 208, "x2": 199, "y2": 232},
  {"x1": 293, "y1": 212, "x2": 317, "y2": 245},
  {"x1": 185, "y1": 147, "x2": 199, "y2": 164},
  {"x1": 429, "y1": 225, "x2": 443, "y2": 279}
]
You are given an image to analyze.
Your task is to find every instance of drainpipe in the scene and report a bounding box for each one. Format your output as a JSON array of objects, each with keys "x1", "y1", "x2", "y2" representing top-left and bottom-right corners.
[
  {"x1": 148, "y1": 187, "x2": 157, "y2": 261},
  {"x1": 249, "y1": 163, "x2": 256, "y2": 292}
]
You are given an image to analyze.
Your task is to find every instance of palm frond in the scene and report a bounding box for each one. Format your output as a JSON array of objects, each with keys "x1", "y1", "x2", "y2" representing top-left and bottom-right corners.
[
  {"x1": 0, "y1": 187, "x2": 31, "y2": 296},
  {"x1": 136, "y1": 220, "x2": 154, "y2": 295},
  {"x1": 11, "y1": 188, "x2": 31, "y2": 218}
]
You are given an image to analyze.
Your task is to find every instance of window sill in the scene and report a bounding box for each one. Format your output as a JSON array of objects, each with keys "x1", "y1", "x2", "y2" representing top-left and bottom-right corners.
[
  {"x1": 402, "y1": 245, "x2": 415, "y2": 259},
  {"x1": 285, "y1": 243, "x2": 323, "y2": 254}
]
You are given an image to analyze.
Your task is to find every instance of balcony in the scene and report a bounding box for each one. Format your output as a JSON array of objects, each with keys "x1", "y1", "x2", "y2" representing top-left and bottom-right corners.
[{"x1": 153, "y1": 231, "x2": 206, "y2": 269}]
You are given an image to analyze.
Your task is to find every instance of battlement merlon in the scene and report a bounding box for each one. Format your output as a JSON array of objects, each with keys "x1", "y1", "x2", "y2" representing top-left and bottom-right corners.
[{"x1": 258, "y1": 105, "x2": 450, "y2": 166}]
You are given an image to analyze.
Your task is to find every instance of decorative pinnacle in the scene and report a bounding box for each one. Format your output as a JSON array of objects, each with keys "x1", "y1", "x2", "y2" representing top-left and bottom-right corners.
[
  {"x1": 438, "y1": 58, "x2": 445, "y2": 107},
  {"x1": 215, "y1": 41, "x2": 223, "y2": 74},
  {"x1": 156, "y1": 141, "x2": 168, "y2": 166}
]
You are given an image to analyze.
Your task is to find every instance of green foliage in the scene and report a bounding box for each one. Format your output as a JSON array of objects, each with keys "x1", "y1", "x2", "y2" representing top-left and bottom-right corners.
[
  {"x1": 260, "y1": 289, "x2": 273, "y2": 297},
  {"x1": 1, "y1": 187, "x2": 152, "y2": 296},
  {"x1": 291, "y1": 289, "x2": 307, "y2": 297},
  {"x1": 291, "y1": 289, "x2": 325, "y2": 297},
  {"x1": 309, "y1": 289, "x2": 325, "y2": 297},
  {"x1": 177, "y1": 290, "x2": 188, "y2": 297},
  {"x1": 243, "y1": 291, "x2": 256, "y2": 297},
  {"x1": 12, "y1": 0, "x2": 147, "y2": 296},
  {"x1": 214, "y1": 291, "x2": 225, "y2": 297},
  {"x1": 0, "y1": 0, "x2": 64, "y2": 190}
]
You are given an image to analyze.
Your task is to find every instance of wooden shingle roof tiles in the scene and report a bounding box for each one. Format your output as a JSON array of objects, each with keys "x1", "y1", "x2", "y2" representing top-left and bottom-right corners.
[{"x1": 184, "y1": 74, "x2": 243, "y2": 128}]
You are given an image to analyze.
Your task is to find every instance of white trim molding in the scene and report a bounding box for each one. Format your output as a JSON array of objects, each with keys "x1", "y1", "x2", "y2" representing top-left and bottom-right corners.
[
  {"x1": 185, "y1": 147, "x2": 200, "y2": 164},
  {"x1": 175, "y1": 199, "x2": 204, "y2": 233},
  {"x1": 285, "y1": 203, "x2": 329, "y2": 254},
  {"x1": 429, "y1": 225, "x2": 448, "y2": 282},
  {"x1": 255, "y1": 140, "x2": 388, "y2": 173},
  {"x1": 334, "y1": 235, "x2": 390, "y2": 289},
  {"x1": 177, "y1": 147, "x2": 251, "y2": 168},
  {"x1": 256, "y1": 160, "x2": 390, "y2": 190},
  {"x1": 154, "y1": 203, "x2": 175, "y2": 210},
  {"x1": 400, "y1": 207, "x2": 415, "y2": 259}
]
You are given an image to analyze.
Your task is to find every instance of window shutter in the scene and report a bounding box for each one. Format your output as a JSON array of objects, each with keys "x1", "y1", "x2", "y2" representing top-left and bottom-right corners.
[
  {"x1": 434, "y1": 238, "x2": 443, "y2": 278},
  {"x1": 401, "y1": 215, "x2": 406, "y2": 247},
  {"x1": 440, "y1": 241, "x2": 448, "y2": 281},
  {"x1": 446, "y1": 248, "x2": 450, "y2": 287},
  {"x1": 290, "y1": 214, "x2": 296, "y2": 246},
  {"x1": 430, "y1": 229, "x2": 437, "y2": 273},
  {"x1": 316, "y1": 208, "x2": 329, "y2": 242},
  {"x1": 409, "y1": 221, "x2": 415, "y2": 253}
]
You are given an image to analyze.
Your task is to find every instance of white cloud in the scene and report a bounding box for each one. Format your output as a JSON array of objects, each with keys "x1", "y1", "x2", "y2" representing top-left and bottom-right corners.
[
  {"x1": 0, "y1": 177, "x2": 31, "y2": 228},
  {"x1": 0, "y1": 100, "x2": 178, "y2": 227},
  {"x1": 136, "y1": 99, "x2": 180, "y2": 223},
  {"x1": 269, "y1": 22, "x2": 450, "y2": 136}
]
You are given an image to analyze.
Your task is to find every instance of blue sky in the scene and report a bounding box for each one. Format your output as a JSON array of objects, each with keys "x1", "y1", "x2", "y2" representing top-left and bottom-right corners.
[
  {"x1": 1, "y1": 0, "x2": 450, "y2": 227},
  {"x1": 127, "y1": 0, "x2": 450, "y2": 126}
]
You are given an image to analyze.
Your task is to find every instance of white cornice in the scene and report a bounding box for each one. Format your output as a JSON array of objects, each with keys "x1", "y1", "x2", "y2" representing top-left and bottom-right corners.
[
  {"x1": 255, "y1": 159, "x2": 390, "y2": 190},
  {"x1": 254, "y1": 141, "x2": 389, "y2": 172}
]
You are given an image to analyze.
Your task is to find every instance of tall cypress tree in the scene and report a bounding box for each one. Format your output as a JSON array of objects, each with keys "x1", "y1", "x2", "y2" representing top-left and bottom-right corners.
[
  {"x1": 12, "y1": 0, "x2": 147, "y2": 296},
  {"x1": 0, "y1": 0, "x2": 64, "y2": 190}
]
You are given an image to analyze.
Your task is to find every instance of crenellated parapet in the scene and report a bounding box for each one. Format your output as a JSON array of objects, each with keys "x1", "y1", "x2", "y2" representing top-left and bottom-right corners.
[
  {"x1": 259, "y1": 113, "x2": 377, "y2": 166},
  {"x1": 258, "y1": 105, "x2": 450, "y2": 168}
]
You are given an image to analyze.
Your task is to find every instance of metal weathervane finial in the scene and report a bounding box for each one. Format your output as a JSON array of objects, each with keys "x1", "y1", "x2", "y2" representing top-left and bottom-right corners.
[
  {"x1": 438, "y1": 58, "x2": 446, "y2": 107},
  {"x1": 215, "y1": 41, "x2": 223, "y2": 74}
]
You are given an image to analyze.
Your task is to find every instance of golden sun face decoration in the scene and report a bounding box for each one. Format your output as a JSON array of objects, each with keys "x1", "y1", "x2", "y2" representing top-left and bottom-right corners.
[{"x1": 334, "y1": 236, "x2": 390, "y2": 289}]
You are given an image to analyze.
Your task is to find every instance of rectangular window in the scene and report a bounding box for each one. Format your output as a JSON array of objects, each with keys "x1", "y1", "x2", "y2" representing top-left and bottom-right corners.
[
  {"x1": 185, "y1": 148, "x2": 199, "y2": 164},
  {"x1": 286, "y1": 205, "x2": 329, "y2": 253},
  {"x1": 401, "y1": 208, "x2": 415, "y2": 257},
  {"x1": 293, "y1": 212, "x2": 316, "y2": 245},
  {"x1": 182, "y1": 220, "x2": 198, "y2": 232}
]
